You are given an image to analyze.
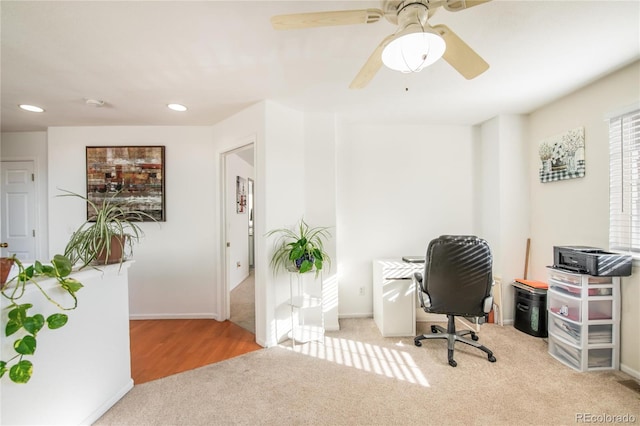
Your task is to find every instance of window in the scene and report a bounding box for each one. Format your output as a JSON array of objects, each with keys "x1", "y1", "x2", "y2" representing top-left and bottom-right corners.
[{"x1": 608, "y1": 108, "x2": 640, "y2": 256}]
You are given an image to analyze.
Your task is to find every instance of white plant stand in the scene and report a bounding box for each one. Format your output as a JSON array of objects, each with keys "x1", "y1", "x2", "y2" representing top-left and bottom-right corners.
[{"x1": 288, "y1": 271, "x2": 324, "y2": 346}]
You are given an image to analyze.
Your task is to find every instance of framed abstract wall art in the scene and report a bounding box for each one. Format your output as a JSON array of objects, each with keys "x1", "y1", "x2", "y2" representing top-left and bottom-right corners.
[
  {"x1": 86, "y1": 146, "x2": 165, "y2": 221},
  {"x1": 538, "y1": 127, "x2": 585, "y2": 183}
]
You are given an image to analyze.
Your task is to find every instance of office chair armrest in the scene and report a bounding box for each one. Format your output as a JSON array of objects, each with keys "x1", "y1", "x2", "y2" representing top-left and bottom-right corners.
[
  {"x1": 414, "y1": 272, "x2": 431, "y2": 309},
  {"x1": 483, "y1": 296, "x2": 493, "y2": 314},
  {"x1": 414, "y1": 272, "x2": 424, "y2": 291}
]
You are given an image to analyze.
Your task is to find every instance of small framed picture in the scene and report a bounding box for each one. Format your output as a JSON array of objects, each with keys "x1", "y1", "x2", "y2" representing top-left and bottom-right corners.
[
  {"x1": 236, "y1": 176, "x2": 247, "y2": 213},
  {"x1": 538, "y1": 127, "x2": 585, "y2": 183}
]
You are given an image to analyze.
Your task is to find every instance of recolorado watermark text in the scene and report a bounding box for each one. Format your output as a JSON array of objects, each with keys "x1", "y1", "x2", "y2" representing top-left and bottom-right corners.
[{"x1": 576, "y1": 413, "x2": 637, "y2": 423}]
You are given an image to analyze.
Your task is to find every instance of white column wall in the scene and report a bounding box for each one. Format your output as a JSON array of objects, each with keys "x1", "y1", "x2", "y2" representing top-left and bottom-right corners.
[
  {"x1": 303, "y1": 112, "x2": 339, "y2": 331},
  {"x1": 475, "y1": 115, "x2": 530, "y2": 323},
  {"x1": 263, "y1": 101, "x2": 305, "y2": 344}
]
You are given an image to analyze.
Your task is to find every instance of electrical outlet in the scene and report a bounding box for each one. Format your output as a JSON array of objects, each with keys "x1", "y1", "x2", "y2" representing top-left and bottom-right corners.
[{"x1": 359, "y1": 287, "x2": 365, "y2": 296}]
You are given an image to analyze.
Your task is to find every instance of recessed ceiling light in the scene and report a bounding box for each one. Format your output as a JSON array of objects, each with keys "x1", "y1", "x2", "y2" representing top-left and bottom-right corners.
[
  {"x1": 19, "y1": 104, "x2": 45, "y2": 113},
  {"x1": 167, "y1": 103, "x2": 187, "y2": 112}
]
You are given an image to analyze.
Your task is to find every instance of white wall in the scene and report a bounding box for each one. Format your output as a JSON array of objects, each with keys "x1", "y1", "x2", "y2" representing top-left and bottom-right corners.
[
  {"x1": 211, "y1": 102, "x2": 267, "y2": 344},
  {"x1": 263, "y1": 101, "x2": 306, "y2": 343},
  {"x1": 304, "y1": 113, "x2": 338, "y2": 331},
  {"x1": 528, "y1": 60, "x2": 640, "y2": 377},
  {"x1": 0, "y1": 131, "x2": 49, "y2": 260},
  {"x1": 212, "y1": 101, "x2": 335, "y2": 345},
  {"x1": 225, "y1": 153, "x2": 253, "y2": 290},
  {"x1": 475, "y1": 115, "x2": 530, "y2": 323},
  {"x1": 46, "y1": 126, "x2": 218, "y2": 319},
  {"x1": 336, "y1": 123, "x2": 475, "y2": 317},
  {"x1": 1, "y1": 263, "x2": 133, "y2": 425}
]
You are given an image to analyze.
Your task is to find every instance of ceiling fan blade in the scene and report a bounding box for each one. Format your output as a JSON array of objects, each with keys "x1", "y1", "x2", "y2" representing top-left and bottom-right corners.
[
  {"x1": 349, "y1": 34, "x2": 396, "y2": 90},
  {"x1": 433, "y1": 24, "x2": 489, "y2": 79},
  {"x1": 271, "y1": 9, "x2": 383, "y2": 30},
  {"x1": 444, "y1": 0, "x2": 491, "y2": 12}
]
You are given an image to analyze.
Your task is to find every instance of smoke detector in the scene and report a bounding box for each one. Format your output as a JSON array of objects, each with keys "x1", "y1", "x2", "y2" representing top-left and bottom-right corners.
[{"x1": 85, "y1": 99, "x2": 105, "y2": 107}]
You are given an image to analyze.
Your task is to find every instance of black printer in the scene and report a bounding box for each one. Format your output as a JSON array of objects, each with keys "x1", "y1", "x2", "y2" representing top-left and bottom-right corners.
[{"x1": 553, "y1": 246, "x2": 632, "y2": 277}]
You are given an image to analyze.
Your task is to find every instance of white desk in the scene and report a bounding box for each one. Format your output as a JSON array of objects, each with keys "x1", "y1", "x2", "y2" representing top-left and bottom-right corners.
[
  {"x1": 373, "y1": 258, "x2": 489, "y2": 337},
  {"x1": 373, "y1": 259, "x2": 442, "y2": 337}
]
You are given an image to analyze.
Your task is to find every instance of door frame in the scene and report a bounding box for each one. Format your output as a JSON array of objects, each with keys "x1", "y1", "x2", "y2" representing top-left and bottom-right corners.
[
  {"x1": 220, "y1": 140, "x2": 255, "y2": 324},
  {"x1": 1, "y1": 158, "x2": 43, "y2": 260}
]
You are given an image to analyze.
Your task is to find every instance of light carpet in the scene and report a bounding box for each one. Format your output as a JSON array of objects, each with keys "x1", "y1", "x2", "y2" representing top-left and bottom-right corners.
[
  {"x1": 95, "y1": 318, "x2": 639, "y2": 425},
  {"x1": 230, "y1": 271, "x2": 255, "y2": 334}
]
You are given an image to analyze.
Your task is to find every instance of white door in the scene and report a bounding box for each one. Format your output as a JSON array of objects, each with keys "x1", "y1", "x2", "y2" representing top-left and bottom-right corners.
[{"x1": 1, "y1": 161, "x2": 37, "y2": 260}]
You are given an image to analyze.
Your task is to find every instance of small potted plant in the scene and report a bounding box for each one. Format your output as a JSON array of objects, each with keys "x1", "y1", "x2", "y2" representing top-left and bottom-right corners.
[
  {"x1": 59, "y1": 189, "x2": 157, "y2": 269},
  {"x1": 266, "y1": 218, "x2": 331, "y2": 276},
  {"x1": 538, "y1": 141, "x2": 553, "y2": 173},
  {"x1": 0, "y1": 256, "x2": 15, "y2": 288}
]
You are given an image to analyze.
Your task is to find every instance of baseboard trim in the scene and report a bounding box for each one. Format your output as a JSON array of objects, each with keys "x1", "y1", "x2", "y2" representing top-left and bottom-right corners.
[
  {"x1": 338, "y1": 313, "x2": 372, "y2": 319},
  {"x1": 129, "y1": 313, "x2": 219, "y2": 320},
  {"x1": 620, "y1": 363, "x2": 640, "y2": 380}
]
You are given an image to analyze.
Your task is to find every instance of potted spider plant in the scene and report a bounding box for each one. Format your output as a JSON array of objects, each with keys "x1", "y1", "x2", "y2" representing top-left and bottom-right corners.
[
  {"x1": 266, "y1": 218, "x2": 331, "y2": 276},
  {"x1": 59, "y1": 189, "x2": 157, "y2": 269}
]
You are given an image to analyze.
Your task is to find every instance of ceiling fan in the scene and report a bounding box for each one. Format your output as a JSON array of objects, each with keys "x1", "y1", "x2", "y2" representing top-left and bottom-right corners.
[{"x1": 271, "y1": 0, "x2": 491, "y2": 89}]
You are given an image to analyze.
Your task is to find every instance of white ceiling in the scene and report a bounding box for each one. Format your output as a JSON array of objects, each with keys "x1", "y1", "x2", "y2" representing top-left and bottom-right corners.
[{"x1": 1, "y1": 1, "x2": 639, "y2": 133}]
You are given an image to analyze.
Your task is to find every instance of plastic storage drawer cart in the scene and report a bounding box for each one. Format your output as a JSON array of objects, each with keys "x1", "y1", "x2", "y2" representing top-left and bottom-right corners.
[{"x1": 546, "y1": 267, "x2": 620, "y2": 372}]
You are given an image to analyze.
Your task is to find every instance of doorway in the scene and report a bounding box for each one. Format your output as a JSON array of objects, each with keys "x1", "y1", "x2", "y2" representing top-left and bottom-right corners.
[{"x1": 222, "y1": 144, "x2": 255, "y2": 334}]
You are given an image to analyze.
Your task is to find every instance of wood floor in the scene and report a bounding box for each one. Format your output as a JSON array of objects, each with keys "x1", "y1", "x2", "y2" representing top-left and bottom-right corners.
[{"x1": 129, "y1": 319, "x2": 263, "y2": 384}]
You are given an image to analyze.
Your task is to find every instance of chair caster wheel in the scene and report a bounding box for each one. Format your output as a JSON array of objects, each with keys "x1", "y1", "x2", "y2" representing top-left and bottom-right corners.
[
  {"x1": 448, "y1": 359, "x2": 457, "y2": 367},
  {"x1": 414, "y1": 340, "x2": 422, "y2": 347},
  {"x1": 431, "y1": 325, "x2": 438, "y2": 333},
  {"x1": 471, "y1": 334, "x2": 479, "y2": 341},
  {"x1": 488, "y1": 355, "x2": 496, "y2": 363}
]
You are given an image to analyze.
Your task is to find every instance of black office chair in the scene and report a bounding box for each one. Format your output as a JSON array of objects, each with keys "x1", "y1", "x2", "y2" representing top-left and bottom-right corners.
[{"x1": 414, "y1": 235, "x2": 497, "y2": 367}]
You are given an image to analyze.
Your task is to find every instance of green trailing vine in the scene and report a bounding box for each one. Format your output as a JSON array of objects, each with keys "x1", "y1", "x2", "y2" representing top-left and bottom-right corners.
[{"x1": 0, "y1": 254, "x2": 83, "y2": 384}]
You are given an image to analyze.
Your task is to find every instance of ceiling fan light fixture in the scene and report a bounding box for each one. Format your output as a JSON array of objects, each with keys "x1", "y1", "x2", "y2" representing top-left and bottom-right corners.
[{"x1": 381, "y1": 29, "x2": 446, "y2": 73}]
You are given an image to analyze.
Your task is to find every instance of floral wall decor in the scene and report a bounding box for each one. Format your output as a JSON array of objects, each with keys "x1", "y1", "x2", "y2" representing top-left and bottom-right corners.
[{"x1": 538, "y1": 126, "x2": 585, "y2": 183}]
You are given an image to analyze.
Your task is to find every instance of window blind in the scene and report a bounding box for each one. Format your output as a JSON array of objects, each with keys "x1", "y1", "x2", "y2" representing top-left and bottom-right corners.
[{"x1": 609, "y1": 109, "x2": 640, "y2": 254}]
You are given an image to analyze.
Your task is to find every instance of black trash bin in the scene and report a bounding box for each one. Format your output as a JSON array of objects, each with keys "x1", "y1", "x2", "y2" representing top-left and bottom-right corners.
[{"x1": 513, "y1": 282, "x2": 548, "y2": 337}]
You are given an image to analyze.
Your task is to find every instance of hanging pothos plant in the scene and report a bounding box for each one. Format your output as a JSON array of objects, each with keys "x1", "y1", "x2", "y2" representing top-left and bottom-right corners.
[{"x1": 0, "y1": 254, "x2": 83, "y2": 384}]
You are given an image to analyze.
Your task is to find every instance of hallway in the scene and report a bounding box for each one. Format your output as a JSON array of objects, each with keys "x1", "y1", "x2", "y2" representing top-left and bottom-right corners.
[{"x1": 229, "y1": 269, "x2": 255, "y2": 334}]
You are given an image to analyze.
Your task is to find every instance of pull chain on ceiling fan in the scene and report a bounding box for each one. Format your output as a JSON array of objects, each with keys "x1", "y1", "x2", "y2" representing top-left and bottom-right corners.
[{"x1": 270, "y1": 0, "x2": 491, "y2": 89}]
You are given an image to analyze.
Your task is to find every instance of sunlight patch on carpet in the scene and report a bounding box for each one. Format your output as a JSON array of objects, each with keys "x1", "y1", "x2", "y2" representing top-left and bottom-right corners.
[{"x1": 284, "y1": 336, "x2": 430, "y2": 387}]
